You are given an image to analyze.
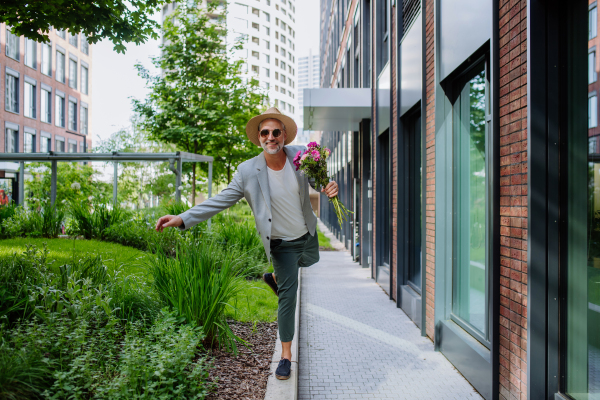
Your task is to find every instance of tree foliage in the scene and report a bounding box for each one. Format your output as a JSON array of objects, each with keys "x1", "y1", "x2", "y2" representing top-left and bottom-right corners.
[
  {"x1": 132, "y1": 1, "x2": 266, "y2": 203},
  {"x1": 0, "y1": 0, "x2": 166, "y2": 53}
]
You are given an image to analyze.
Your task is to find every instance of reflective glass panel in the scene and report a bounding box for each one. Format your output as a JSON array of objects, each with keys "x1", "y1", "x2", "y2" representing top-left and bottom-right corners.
[{"x1": 452, "y1": 64, "x2": 488, "y2": 337}]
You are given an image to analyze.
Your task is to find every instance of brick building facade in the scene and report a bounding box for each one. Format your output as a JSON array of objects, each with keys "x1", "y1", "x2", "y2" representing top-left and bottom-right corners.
[
  {"x1": 310, "y1": 0, "x2": 596, "y2": 399},
  {"x1": 0, "y1": 25, "x2": 92, "y2": 204}
]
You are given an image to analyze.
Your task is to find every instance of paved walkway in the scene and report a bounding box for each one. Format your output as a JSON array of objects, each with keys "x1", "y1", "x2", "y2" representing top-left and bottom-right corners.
[{"x1": 298, "y1": 230, "x2": 483, "y2": 399}]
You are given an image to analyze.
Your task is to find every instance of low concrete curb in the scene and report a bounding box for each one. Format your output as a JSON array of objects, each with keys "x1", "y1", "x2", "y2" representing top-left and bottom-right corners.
[{"x1": 263, "y1": 268, "x2": 302, "y2": 400}]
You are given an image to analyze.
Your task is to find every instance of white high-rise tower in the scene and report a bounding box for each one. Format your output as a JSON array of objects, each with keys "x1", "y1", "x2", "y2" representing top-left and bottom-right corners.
[
  {"x1": 162, "y1": 0, "x2": 299, "y2": 125},
  {"x1": 296, "y1": 49, "x2": 320, "y2": 145}
]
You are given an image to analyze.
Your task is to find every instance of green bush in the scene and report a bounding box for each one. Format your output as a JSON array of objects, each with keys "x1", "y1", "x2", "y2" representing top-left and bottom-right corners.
[
  {"x1": 0, "y1": 204, "x2": 64, "y2": 239},
  {"x1": 148, "y1": 240, "x2": 249, "y2": 352},
  {"x1": 212, "y1": 216, "x2": 268, "y2": 279},
  {"x1": 104, "y1": 218, "x2": 181, "y2": 256},
  {"x1": 0, "y1": 203, "x2": 17, "y2": 238},
  {"x1": 68, "y1": 201, "x2": 128, "y2": 240},
  {"x1": 1, "y1": 310, "x2": 211, "y2": 399}
]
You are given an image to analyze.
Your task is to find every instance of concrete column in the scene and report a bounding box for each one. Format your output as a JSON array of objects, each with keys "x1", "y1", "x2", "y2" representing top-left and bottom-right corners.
[
  {"x1": 175, "y1": 158, "x2": 182, "y2": 203},
  {"x1": 113, "y1": 162, "x2": 118, "y2": 205},
  {"x1": 18, "y1": 162, "x2": 24, "y2": 205},
  {"x1": 50, "y1": 160, "x2": 57, "y2": 206}
]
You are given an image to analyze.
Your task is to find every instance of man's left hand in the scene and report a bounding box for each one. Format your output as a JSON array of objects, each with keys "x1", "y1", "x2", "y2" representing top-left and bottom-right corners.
[{"x1": 322, "y1": 181, "x2": 339, "y2": 198}]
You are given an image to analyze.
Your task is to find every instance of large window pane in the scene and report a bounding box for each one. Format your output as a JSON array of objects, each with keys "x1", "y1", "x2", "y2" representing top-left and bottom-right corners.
[
  {"x1": 68, "y1": 100, "x2": 77, "y2": 131},
  {"x1": 24, "y1": 82, "x2": 36, "y2": 119},
  {"x1": 25, "y1": 38, "x2": 37, "y2": 69},
  {"x1": 69, "y1": 59, "x2": 77, "y2": 89},
  {"x1": 81, "y1": 65, "x2": 88, "y2": 95},
  {"x1": 6, "y1": 28, "x2": 20, "y2": 61},
  {"x1": 24, "y1": 132, "x2": 34, "y2": 153},
  {"x1": 591, "y1": 7, "x2": 598, "y2": 40},
  {"x1": 5, "y1": 75, "x2": 19, "y2": 113},
  {"x1": 452, "y1": 64, "x2": 488, "y2": 338},
  {"x1": 591, "y1": 51, "x2": 598, "y2": 84},
  {"x1": 41, "y1": 89, "x2": 51, "y2": 123},
  {"x1": 5, "y1": 129, "x2": 18, "y2": 153},
  {"x1": 590, "y1": 95, "x2": 598, "y2": 128},
  {"x1": 55, "y1": 95, "x2": 65, "y2": 127},
  {"x1": 80, "y1": 105, "x2": 88, "y2": 135},
  {"x1": 56, "y1": 51, "x2": 65, "y2": 83}
]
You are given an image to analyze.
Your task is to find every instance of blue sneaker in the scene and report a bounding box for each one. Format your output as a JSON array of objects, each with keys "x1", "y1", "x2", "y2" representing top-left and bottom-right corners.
[{"x1": 275, "y1": 358, "x2": 291, "y2": 380}]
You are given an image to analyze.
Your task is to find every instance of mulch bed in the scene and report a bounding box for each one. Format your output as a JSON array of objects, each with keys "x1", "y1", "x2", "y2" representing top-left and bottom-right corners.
[
  {"x1": 319, "y1": 246, "x2": 336, "y2": 251},
  {"x1": 207, "y1": 321, "x2": 278, "y2": 400}
]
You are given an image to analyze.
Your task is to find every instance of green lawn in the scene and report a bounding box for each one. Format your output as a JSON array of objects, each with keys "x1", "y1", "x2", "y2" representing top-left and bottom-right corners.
[
  {"x1": 316, "y1": 224, "x2": 335, "y2": 250},
  {"x1": 0, "y1": 238, "x2": 151, "y2": 278},
  {"x1": 225, "y1": 279, "x2": 278, "y2": 323}
]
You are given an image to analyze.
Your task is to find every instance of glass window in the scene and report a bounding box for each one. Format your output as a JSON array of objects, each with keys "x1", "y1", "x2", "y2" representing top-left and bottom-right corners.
[
  {"x1": 80, "y1": 105, "x2": 88, "y2": 135},
  {"x1": 24, "y1": 81, "x2": 36, "y2": 119},
  {"x1": 68, "y1": 100, "x2": 77, "y2": 131},
  {"x1": 81, "y1": 35, "x2": 89, "y2": 55},
  {"x1": 6, "y1": 28, "x2": 20, "y2": 61},
  {"x1": 590, "y1": 95, "x2": 598, "y2": 128},
  {"x1": 5, "y1": 74, "x2": 19, "y2": 113},
  {"x1": 42, "y1": 42, "x2": 52, "y2": 76},
  {"x1": 69, "y1": 59, "x2": 77, "y2": 89},
  {"x1": 452, "y1": 62, "x2": 489, "y2": 341},
  {"x1": 591, "y1": 6, "x2": 598, "y2": 39},
  {"x1": 5, "y1": 129, "x2": 18, "y2": 153},
  {"x1": 56, "y1": 29, "x2": 66, "y2": 39},
  {"x1": 68, "y1": 142, "x2": 77, "y2": 153},
  {"x1": 69, "y1": 32, "x2": 78, "y2": 48},
  {"x1": 81, "y1": 65, "x2": 88, "y2": 94},
  {"x1": 41, "y1": 88, "x2": 51, "y2": 123},
  {"x1": 591, "y1": 51, "x2": 597, "y2": 84},
  {"x1": 25, "y1": 38, "x2": 37, "y2": 69},
  {"x1": 40, "y1": 136, "x2": 51, "y2": 152},
  {"x1": 56, "y1": 139, "x2": 65, "y2": 152},
  {"x1": 24, "y1": 132, "x2": 35, "y2": 153},
  {"x1": 56, "y1": 50, "x2": 65, "y2": 83},
  {"x1": 55, "y1": 95, "x2": 65, "y2": 127}
]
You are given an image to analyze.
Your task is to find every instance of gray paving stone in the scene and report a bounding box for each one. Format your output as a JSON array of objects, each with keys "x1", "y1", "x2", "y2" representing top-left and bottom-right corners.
[{"x1": 298, "y1": 224, "x2": 483, "y2": 400}]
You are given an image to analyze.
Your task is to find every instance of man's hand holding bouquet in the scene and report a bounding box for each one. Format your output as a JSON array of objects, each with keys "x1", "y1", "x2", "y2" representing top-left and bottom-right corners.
[{"x1": 293, "y1": 142, "x2": 352, "y2": 227}]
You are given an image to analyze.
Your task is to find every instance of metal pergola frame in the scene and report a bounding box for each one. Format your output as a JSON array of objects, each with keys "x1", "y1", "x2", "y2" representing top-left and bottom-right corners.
[{"x1": 0, "y1": 151, "x2": 214, "y2": 206}]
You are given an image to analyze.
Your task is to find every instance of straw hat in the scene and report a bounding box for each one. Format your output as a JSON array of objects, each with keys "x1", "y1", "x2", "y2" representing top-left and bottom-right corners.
[{"x1": 245, "y1": 107, "x2": 297, "y2": 146}]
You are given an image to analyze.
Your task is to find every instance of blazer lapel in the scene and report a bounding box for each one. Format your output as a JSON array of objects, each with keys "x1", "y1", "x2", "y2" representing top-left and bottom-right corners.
[
  {"x1": 255, "y1": 153, "x2": 272, "y2": 213},
  {"x1": 285, "y1": 147, "x2": 306, "y2": 208}
]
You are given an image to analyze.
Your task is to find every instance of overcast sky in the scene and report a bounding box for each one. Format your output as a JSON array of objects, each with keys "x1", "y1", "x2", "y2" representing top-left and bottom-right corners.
[{"x1": 91, "y1": 0, "x2": 320, "y2": 146}]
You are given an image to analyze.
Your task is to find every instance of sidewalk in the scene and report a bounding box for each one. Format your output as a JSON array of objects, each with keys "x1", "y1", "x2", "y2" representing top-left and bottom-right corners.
[{"x1": 298, "y1": 226, "x2": 483, "y2": 400}]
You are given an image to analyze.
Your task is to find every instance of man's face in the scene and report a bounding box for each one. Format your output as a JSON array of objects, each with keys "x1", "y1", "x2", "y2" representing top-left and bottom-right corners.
[{"x1": 258, "y1": 119, "x2": 287, "y2": 155}]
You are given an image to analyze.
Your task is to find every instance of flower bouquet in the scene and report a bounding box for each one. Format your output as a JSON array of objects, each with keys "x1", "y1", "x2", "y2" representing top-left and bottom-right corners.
[{"x1": 293, "y1": 142, "x2": 353, "y2": 227}]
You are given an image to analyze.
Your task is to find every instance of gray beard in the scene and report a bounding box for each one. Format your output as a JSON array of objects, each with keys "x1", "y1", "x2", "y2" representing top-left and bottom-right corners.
[{"x1": 261, "y1": 141, "x2": 283, "y2": 155}]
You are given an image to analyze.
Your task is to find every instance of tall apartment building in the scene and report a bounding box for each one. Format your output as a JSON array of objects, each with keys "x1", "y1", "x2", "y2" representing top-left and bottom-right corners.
[
  {"x1": 0, "y1": 25, "x2": 92, "y2": 204},
  {"x1": 162, "y1": 0, "x2": 299, "y2": 123},
  {"x1": 302, "y1": 0, "x2": 600, "y2": 398},
  {"x1": 296, "y1": 49, "x2": 320, "y2": 145}
]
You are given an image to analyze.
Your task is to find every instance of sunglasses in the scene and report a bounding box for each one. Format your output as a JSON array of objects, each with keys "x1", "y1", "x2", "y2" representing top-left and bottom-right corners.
[{"x1": 259, "y1": 128, "x2": 284, "y2": 138}]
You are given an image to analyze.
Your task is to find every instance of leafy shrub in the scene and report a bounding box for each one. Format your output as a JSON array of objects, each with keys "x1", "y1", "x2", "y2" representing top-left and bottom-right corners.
[
  {"x1": 69, "y1": 201, "x2": 128, "y2": 239},
  {"x1": 104, "y1": 218, "x2": 181, "y2": 256},
  {"x1": 213, "y1": 216, "x2": 268, "y2": 279},
  {"x1": 1, "y1": 310, "x2": 211, "y2": 399},
  {"x1": 148, "y1": 240, "x2": 249, "y2": 352},
  {"x1": 0, "y1": 204, "x2": 64, "y2": 239},
  {"x1": 0, "y1": 203, "x2": 17, "y2": 238}
]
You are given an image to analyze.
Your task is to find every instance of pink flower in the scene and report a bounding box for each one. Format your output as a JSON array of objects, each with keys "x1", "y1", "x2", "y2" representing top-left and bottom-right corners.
[
  {"x1": 311, "y1": 149, "x2": 320, "y2": 161},
  {"x1": 301, "y1": 153, "x2": 309, "y2": 161},
  {"x1": 307, "y1": 141, "x2": 318, "y2": 148}
]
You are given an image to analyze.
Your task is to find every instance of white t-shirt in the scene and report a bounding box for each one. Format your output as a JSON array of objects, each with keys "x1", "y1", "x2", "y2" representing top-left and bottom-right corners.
[{"x1": 267, "y1": 158, "x2": 309, "y2": 240}]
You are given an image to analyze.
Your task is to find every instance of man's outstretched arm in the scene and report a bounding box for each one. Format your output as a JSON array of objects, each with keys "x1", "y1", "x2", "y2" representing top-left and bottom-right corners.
[{"x1": 155, "y1": 171, "x2": 244, "y2": 232}]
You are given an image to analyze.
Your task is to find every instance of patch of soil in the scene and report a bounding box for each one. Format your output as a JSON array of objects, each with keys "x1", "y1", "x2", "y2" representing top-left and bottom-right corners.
[{"x1": 207, "y1": 321, "x2": 278, "y2": 400}]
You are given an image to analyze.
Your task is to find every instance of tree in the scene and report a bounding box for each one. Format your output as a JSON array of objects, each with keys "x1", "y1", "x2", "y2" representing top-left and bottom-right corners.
[
  {"x1": 0, "y1": 0, "x2": 167, "y2": 53},
  {"x1": 132, "y1": 1, "x2": 266, "y2": 204}
]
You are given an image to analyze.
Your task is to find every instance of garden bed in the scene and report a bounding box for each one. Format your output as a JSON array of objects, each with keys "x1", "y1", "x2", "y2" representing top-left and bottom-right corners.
[{"x1": 207, "y1": 321, "x2": 278, "y2": 400}]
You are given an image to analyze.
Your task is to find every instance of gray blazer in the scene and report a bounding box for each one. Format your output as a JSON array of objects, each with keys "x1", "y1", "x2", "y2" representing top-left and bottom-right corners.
[{"x1": 179, "y1": 145, "x2": 318, "y2": 259}]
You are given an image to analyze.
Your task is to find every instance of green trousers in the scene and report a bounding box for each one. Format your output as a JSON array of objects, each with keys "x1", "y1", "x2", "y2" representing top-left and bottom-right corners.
[{"x1": 270, "y1": 231, "x2": 320, "y2": 342}]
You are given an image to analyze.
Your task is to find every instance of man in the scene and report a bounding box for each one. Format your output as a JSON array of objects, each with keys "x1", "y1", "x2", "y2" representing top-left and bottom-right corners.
[{"x1": 155, "y1": 107, "x2": 338, "y2": 380}]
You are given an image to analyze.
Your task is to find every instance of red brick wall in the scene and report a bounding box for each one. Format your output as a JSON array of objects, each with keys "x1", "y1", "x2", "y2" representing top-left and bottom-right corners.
[
  {"x1": 424, "y1": 0, "x2": 436, "y2": 340},
  {"x1": 498, "y1": 0, "x2": 528, "y2": 399}
]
